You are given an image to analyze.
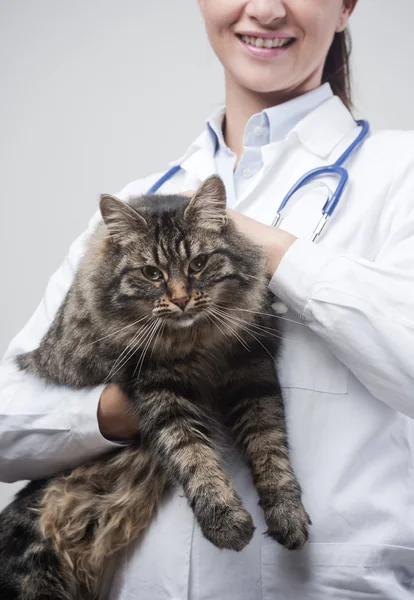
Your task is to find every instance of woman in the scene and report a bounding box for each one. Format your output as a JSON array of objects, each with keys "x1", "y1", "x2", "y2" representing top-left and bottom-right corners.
[{"x1": 1, "y1": 0, "x2": 414, "y2": 597}]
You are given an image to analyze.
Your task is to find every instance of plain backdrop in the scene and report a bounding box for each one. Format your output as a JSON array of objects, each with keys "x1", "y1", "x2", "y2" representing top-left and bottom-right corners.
[{"x1": 1, "y1": 0, "x2": 414, "y2": 508}]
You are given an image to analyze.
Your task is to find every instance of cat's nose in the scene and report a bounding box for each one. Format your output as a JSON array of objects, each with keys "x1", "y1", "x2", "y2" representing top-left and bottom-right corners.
[{"x1": 171, "y1": 296, "x2": 190, "y2": 310}]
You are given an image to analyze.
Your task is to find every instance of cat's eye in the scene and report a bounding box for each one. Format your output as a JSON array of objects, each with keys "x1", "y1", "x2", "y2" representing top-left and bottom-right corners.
[
  {"x1": 142, "y1": 265, "x2": 164, "y2": 281},
  {"x1": 189, "y1": 254, "x2": 208, "y2": 274}
]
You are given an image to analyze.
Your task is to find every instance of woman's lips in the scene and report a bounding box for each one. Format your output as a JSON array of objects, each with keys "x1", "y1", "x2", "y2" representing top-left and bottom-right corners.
[{"x1": 237, "y1": 34, "x2": 295, "y2": 58}]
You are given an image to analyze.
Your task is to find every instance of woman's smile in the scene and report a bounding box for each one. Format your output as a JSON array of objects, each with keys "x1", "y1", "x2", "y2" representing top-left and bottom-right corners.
[{"x1": 236, "y1": 32, "x2": 295, "y2": 59}]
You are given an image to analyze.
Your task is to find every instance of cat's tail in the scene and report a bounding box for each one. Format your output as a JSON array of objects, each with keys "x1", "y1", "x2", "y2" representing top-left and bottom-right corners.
[{"x1": 39, "y1": 444, "x2": 168, "y2": 595}]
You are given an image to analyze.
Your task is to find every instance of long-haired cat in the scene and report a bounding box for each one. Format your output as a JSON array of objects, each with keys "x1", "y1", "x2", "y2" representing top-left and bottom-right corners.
[{"x1": 0, "y1": 176, "x2": 310, "y2": 600}]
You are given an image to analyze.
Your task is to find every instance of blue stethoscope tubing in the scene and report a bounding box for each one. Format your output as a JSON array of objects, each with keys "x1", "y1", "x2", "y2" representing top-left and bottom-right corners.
[
  {"x1": 273, "y1": 119, "x2": 370, "y2": 241},
  {"x1": 147, "y1": 119, "x2": 370, "y2": 242}
]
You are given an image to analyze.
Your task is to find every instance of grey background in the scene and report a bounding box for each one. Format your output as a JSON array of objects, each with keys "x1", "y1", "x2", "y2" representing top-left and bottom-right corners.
[{"x1": 1, "y1": 0, "x2": 414, "y2": 507}]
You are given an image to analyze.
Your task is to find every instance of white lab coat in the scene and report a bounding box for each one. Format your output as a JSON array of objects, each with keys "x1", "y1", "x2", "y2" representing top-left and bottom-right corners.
[{"x1": 2, "y1": 96, "x2": 414, "y2": 599}]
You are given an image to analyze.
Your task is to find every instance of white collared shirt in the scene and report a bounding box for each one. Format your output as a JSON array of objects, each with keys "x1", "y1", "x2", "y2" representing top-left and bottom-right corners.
[{"x1": 207, "y1": 83, "x2": 333, "y2": 206}]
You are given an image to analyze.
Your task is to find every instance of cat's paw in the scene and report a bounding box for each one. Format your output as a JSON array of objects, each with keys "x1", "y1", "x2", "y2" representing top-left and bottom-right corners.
[
  {"x1": 199, "y1": 503, "x2": 255, "y2": 552},
  {"x1": 264, "y1": 495, "x2": 311, "y2": 550}
]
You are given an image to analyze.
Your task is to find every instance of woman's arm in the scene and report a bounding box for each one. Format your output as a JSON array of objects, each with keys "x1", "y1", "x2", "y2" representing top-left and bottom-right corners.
[{"x1": 229, "y1": 158, "x2": 414, "y2": 418}]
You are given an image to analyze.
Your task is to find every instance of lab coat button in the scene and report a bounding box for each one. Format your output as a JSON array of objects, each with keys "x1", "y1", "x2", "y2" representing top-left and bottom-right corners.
[
  {"x1": 243, "y1": 168, "x2": 253, "y2": 178},
  {"x1": 254, "y1": 126, "x2": 263, "y2": 136}
]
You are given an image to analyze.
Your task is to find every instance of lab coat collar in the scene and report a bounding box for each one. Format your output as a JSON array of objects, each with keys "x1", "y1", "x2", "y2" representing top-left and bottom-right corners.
[
  {"x1": 289, "y1": 95, "x2": 357, "y2": 159},
  {"x1": 168, "y1": 129, "x2": 217, "y2": 182},
  {"x1": 169, "y1": 95, "x2": 358, "y2": 183}
]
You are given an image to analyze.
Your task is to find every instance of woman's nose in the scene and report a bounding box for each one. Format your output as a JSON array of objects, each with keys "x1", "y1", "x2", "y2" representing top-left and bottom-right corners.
[{"x1": 245, "y1": 0, "x2": 287, "y2": 25}]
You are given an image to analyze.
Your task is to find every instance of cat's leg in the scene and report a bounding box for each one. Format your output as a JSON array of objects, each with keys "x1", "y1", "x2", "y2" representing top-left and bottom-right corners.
[
  {"x1": 135, "y1": 387, "x2": 254, "y2": 551},
  {"x1": 220, "y1": 354, "x2": 311, "y2": 550}
]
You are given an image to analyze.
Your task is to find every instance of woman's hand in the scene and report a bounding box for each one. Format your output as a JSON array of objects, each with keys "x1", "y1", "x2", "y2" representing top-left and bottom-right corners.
[
  {"x1": 98, "y1": 384, "x2": 140, "y2": 441},
  {"x1": 226, "y1": 208, "x2": 297, "y2": 275}
]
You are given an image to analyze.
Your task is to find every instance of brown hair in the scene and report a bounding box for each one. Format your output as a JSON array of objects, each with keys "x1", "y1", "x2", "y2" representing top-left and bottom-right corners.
[{"x1": 322, "y1": 27, "x2": 353, "y2": 110}]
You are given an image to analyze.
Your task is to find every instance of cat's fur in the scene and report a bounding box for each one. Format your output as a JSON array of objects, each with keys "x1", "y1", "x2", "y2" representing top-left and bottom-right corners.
[{"x1": 0, "y1": 176, "x2": 310, "y2": 600}]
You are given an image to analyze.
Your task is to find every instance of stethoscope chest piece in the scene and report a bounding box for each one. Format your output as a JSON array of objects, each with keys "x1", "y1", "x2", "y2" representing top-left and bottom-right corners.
[{"x1": 272, "y1": 182, "x2": 333, "y2": 240}]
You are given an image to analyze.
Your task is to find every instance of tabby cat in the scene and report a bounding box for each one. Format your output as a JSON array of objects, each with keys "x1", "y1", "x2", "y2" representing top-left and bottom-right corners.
[{"x1": 0, "y1": 176, "x2": 310, "y2": 600}]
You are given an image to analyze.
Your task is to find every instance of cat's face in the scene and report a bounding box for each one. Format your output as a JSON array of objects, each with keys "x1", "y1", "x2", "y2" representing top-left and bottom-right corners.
[{"x1": 98, "y1": 176, "x2": 266, "y2": 344}]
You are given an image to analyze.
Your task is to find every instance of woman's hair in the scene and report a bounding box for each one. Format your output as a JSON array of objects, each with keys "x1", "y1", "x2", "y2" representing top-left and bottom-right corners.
[{"x1": 322, "y1": 28, "x2": 353, "y2": 110}]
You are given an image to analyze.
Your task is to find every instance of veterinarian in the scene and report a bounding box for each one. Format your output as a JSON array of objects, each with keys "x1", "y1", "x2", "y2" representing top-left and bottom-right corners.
[{"x1": 1, "y1": 0, "x2": 414, "y2": 598}]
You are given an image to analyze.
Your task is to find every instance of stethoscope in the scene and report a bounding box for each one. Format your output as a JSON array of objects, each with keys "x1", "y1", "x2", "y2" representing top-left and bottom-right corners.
[{"x1": 147, "y1": 119, "x2": 370, "y2": 242}]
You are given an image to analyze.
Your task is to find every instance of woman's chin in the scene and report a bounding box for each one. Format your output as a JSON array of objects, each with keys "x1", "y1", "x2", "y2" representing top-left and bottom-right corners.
[{"x1": 227, "y1": 64, "x2": 297, "y2": 96}]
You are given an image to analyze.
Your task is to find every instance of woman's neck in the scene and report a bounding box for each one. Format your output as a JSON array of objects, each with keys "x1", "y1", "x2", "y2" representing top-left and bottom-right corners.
[{"x1": 223, "y1": 72, "x2": 318, "y2": 162}]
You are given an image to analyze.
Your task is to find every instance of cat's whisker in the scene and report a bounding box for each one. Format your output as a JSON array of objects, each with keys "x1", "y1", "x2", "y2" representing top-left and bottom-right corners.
[
  {"x1": 240, "y1": 273, "x2": 269, "y2": 283},
  {"x1": 208, "y1": 311, "x2": 251, "y2": 352},
  {"x1": 134, "y1": 320, "x2": 163, "y2": 380},
  {"x1": 104, "y1": 331, "x2": 142, "y2": 383},
  {"x1": 154, "y1": 321, "x2": 166, "y2": 355},
  {"x1": 135, "y1": 319, "x2": 163, "y2": 367},
  {"x1": 210, "y1": 308, "x2": 276, "y2": 362},
  {"x1": 132, "y1": 320, "x2": 160, "y2": 377},
  {"x1": 215, "y1": 304, "x2": 306, "y2": 327},
  {"x1": 213, "y1": 315, "x2": 301, "y2": 346},
  {"x1": 104, "y1": 319, "x2": 157, "y2": 383},
  {"x1": 130, "y1": 320, "x2": 162, "y2": 378},
  {"x1": 150, "y1": 319, "x2": 166, "y2": 358},
  {"x1": 209, "y1": 311, "x2": 249, "y2": 349},
  {"x1": 107, "y1": 336, "x2": 149, "y2": 384},
  {"x1": 211, "y1": 306, "x2": 273, "y2": 343},
  {"x1": 212, "y1": 307, "x2": 288, "y2": 343},
  {"x1": 212, "y1": 307, "x2": 271, "y2": 337},
  {"x1": 82, "y1": 315, "x2": 151, "y2": 349},
  {"x1": 205, "y1": 313, "x2": 232, "y2": 343}
]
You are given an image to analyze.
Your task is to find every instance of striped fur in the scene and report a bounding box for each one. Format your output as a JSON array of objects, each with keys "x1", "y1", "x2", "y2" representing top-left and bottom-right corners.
[{"x1": 0, "y1": 177, "x2": 310, "y2": 599}]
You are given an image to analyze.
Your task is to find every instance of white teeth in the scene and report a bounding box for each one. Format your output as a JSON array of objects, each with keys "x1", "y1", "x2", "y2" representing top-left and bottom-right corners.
[{"x1": 241, "y1": 35, "x2": 292, "y2": 49}]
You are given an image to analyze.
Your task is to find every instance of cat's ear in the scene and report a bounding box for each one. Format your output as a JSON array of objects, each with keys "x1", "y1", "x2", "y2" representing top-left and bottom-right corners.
[
  {"x1": 184, "y1": 176, "x2": 227, "y2": 231},
  {"x1": 100, "y1": 194, "x2": 148, "y2": 241}
]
